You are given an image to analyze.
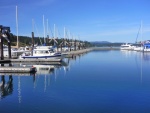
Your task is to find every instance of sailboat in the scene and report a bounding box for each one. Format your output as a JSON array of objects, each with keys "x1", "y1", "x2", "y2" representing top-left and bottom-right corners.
[
  {"x1": 1, "y1": 6, "x2": 25, "y2": 58},
  {"x1": 134, "y1": 21, "x2": 144, "y2": 51},
  {"x1": 18, "y1": 16, "x2": 64, "y2": 61}
]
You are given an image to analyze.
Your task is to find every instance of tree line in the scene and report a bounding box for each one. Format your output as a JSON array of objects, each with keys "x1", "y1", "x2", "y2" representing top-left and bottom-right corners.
[{"x1": 3, "y1": 34, "x2": 92, "y2": 47}]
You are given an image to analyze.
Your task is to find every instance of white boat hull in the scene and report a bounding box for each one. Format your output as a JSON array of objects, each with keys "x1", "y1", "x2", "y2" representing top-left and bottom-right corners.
[
  {"x1": 133, "y1": 47, "x2": 143, "y2": 51},
  {"x1": 120, "y1": 43, "x2": 135, "y2": 50},
  {"x1": 19, "y1": 54, "x2": 65, "y2": 61},
  {"x1": 144, "y1": 49, "x2": 150, "y2": 52}
]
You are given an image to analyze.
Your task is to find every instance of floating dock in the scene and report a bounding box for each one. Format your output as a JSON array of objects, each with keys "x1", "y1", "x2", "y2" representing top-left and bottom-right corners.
[
  {"x1": 0, "y1": 73, "x2": 34, "y2": 76},
  {"x1": 11, "y1": 58, "x2": 61, "y2": 62},
  {"x1": 0, "y1": 67, "x2": 36, "y2": 73},
  {"x1": 0, "y1": 58, "x2": 61, "y2": 63},
  {"x1": 0, "y1": 48, "x2": 92, "y2": 63},
  {"x1": 63, "y1": 48, "x2": 92, "y2": 58}
]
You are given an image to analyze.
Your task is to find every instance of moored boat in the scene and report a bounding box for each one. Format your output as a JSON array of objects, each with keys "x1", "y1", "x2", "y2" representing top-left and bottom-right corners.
[
  {"x1": 1, "y1": 46, "x2": 24, "y2": 59},
  {"x1": 120, "y1": 43, "x2": 135, "y2": 50},
  {"x1": 133, "y1": 46, "x2": 143, "y2": 51},
  {"x1": 143, "y1": 43, "x2": 150, "y2": 52},
  {"x1": 18, "y1": 46, "x2": 64, "y2": 61}
]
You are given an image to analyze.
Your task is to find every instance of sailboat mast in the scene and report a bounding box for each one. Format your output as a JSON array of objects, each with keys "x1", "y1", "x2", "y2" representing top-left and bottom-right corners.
[
  {"x1": 47, "y1": 19, "x2": 49, "y2": 38},
  {"x1": 32, "y1": 19, "x2": 34, "y2": 32},
  {"x1": 64, "y1": 27, "x2": 66, "y2": 39},
  {"x1": 140, "y1": 20, "x2": 143, "y2": 84},
  {"x1": 43, "y1": 15, "x2": 46, "y2": 44},
  {"x1": 54, "y1": 24, "x2": 55, "y2": 39},
  {"x1": 16, "y1": 6, "x2": 19, "y2": 48},
  {"x1": 141, "y1": 20, "x2": 142, "y2": 44}
]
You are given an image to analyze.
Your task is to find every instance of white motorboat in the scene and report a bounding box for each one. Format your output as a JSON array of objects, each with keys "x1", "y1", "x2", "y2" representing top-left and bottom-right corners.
[
  {"x1": 133, "y1": 46, "x2": 143, "y2": 51},
  {"x1": 3, "y1": 48, "x2": 18, "y2": 59},
  {"x1": 1, "y1": 46, "x2": 23, "y2": 59},
  {"x1": 19, "y1": 46, "x2": 64, "y2": 61},
  {"x1": 120, "y1": 43, "x2": 135, "y2": 50}
]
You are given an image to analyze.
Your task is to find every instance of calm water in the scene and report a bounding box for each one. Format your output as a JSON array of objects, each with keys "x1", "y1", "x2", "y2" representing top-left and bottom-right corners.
[{"x1": 1, "y1": 50, "x2": 150, "y2": 113}]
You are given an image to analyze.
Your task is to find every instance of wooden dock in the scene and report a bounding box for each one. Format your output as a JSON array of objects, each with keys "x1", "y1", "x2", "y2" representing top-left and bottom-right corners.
[
  {"x1": 0, "y1": 58, "x2": 62, "y2": 63},
  {"x1": 0, "y1": 47, "x2": 118, "y2": 63},
  {"x1": 63, "y1": 48, "x2": 92, "y2": 58},
  {"x1": 0, "y1": 48, "x2": 92, "y2": 63},
  {"x1": 0, "y1": 67, "x2": 36, "y2": 73},
  {"x1": 0, "y1": 73, "x2": 34, "y2": 76},
  {"x1": 11, "y1": 58, "x2": 61, "y2": 62}
]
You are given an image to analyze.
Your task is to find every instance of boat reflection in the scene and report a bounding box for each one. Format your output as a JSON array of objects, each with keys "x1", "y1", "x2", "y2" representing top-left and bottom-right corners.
[
  {"x1": 0, "y1": 56, "x2": 83, "y2": 101},
  {"x1": 120, "y1": 50, "x2": 135, "y2": 58},
  {"x1": 142, "y1": 52, "x2": 150, "y2": 61}
]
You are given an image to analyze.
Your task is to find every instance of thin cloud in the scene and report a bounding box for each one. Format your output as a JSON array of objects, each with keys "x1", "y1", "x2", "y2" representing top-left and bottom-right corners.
[
  {"x1": 82, "y1": 26, "x2": 150, "y2": 38},
  {"x1": 99, "y1": 27, "x2": 150, "y2": 36},
  {"x1": 32, "y1": 0, "x2": 56, "y2": 6}
]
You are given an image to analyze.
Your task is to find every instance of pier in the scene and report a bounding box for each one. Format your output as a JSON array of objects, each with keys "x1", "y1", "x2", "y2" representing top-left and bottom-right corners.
[
  {"x1": 0, "y1": 47, "x2": 118, "y2": 74},
  {"x1": 63, "y1": 48, "x2": 93, "y2": 58},
  {"x1": 0, "y1": 67, "x2": 36, "y2": 73}
]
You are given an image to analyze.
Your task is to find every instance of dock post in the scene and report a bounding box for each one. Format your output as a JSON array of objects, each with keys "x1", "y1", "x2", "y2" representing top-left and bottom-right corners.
[
  {"x1": 74, "y1": 40, "x2": 76, "y2": 51},
  {"x1": 0, "y1": 26, "x2": 4, "y2": 60},
  {"x1": 78, "y1": 44, "x2": 80, "y2": 50},
  {"x1": 69, "y1": 43, "x2": 71, "y2": 51},
  {"x1": 31, "y1": 32, "x2": 34, "y2": 56},
  {"x1": 6, "y1": 30, "x2": 12, "y2": 59}
]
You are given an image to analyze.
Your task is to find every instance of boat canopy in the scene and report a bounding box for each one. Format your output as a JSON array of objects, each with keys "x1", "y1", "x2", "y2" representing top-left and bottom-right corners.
[{"x1": 144, "y1": 43, "x2": 150, "y2": 48}]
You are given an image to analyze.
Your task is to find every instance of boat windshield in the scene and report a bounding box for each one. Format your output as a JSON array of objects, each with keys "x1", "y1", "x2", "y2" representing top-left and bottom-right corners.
[
  {"x1": 49, "y1": 50, "x2": 54, "y2": 53},
  {"x1": 35, "y1": 50, "x2": 49, "y2": 54}
]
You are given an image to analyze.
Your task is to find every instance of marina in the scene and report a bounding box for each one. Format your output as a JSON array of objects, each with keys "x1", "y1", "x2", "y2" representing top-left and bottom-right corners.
[{"x1": 0, "y1": 1, "x2": 150, "y2": 112}]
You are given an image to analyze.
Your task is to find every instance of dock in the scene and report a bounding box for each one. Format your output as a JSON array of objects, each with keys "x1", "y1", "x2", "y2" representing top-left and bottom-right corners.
[
  {"x1": 63, "y1": 48, "x2": 93, "y2": 58},
  {"x1": 0, "y1": 58, "x2": 62, "y2": 63},
  {"x1": 0, "y1": 47, "x2": 119, "y2": 63},
  {"x1": 0, "y1": 72, "x2": 34, "y2": 76},
  {"x1": 11, "y1": 58, "x2": 61, "y2": 62},
  {"x1": 0, "y1": 67, "x2": 36, "y2": 73}
]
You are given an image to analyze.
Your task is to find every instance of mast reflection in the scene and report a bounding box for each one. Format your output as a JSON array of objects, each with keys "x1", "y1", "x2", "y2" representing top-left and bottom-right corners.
[{"x1": 0, "y1": 59, "x2": 75, "y2": 100}]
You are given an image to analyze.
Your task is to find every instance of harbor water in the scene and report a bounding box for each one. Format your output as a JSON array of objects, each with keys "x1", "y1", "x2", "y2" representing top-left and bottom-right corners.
[{"x1": 1, "y1": 50, "x2": 150, "y2": 113}]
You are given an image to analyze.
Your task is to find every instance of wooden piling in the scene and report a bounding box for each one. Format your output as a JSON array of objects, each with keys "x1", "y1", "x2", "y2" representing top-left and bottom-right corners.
[
  {"x1": 0, "y1": 32, "x2": 4, "y2": 60},
  {"x1": 7, "y1": 31, "x2": 11, "y2": 59},
  {"x1": 31, "y1": 32, "x2": 34, "y2": 56}
]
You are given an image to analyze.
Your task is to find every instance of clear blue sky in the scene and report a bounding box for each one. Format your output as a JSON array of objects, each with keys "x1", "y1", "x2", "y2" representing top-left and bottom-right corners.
[{"x1": 0, "y1": 0, "x2": 150, "y2": 43}]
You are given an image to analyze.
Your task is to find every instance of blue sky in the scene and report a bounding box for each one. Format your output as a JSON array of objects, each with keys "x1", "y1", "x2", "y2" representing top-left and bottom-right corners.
[{"x1": 0, "y1": 0, "x2": 150, "y2": 43}]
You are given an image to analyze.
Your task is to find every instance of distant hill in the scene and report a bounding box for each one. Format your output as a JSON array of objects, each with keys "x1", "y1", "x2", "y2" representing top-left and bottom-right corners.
[
  {"x1": 90, "y1": 41, "x2": 123, "y2": 47},
  {"x1": 90, "y1": 41, "x2": 111, "y2": 44}
]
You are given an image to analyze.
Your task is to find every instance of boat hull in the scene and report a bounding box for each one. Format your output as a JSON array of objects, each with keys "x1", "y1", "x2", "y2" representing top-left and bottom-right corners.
[{"x1": 19, "y1": 54, "x2": 64, "y2": 61}]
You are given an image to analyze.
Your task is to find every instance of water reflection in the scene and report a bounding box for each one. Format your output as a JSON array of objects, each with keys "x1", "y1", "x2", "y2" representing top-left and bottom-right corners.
[
  {"x1": 0, "y1": 55, "x2": 83, "y2": 104},
  {"x1": 1, "y1": 51, "x2": 150, "y2": 113},
  {"x1": 120, "y1": 50, "x2": 135, "y2": 58},
  {"x1": 0, "y1": 75, "x2": 13, "y2": 99},
  {"x1": 142, "y1": 52, "x2": 150, "y2": 61},
  {"x1": 0, "y1": 59, "x2": 71, "y2": 100},
  {"x1": 121, "y1": 50, "x2": 150, "y2": 61}
]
